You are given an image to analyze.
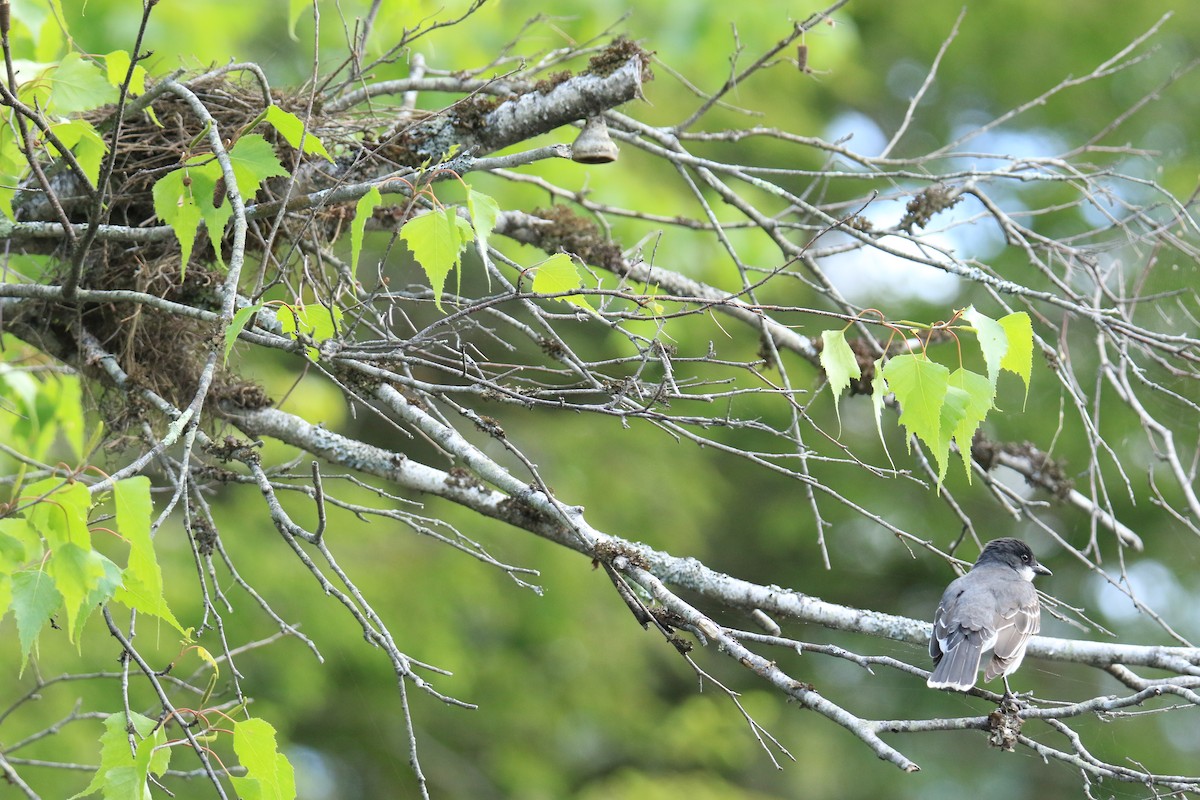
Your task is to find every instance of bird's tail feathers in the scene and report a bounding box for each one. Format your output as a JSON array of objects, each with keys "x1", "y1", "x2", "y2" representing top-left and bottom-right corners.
[{"x1": 926, "y1": 641, "x2": 983, "y2": 690}]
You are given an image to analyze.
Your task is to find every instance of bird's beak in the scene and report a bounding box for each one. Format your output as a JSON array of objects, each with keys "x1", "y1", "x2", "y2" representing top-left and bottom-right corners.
[{"x1": 1034, "y1": 563, "x2": 1052, "y2": 576}]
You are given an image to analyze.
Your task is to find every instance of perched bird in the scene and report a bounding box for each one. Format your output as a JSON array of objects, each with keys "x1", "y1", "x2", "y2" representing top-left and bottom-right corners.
[{"x1": 927, "y1": 538, "x2": 1051, "y2": 694}]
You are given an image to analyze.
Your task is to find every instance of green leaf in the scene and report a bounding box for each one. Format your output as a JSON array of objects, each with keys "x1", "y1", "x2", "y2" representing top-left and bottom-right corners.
[
  {"x1": 48, "y1": 119, "x2": 107, "y2": 185},
  {"x1": 231, "y1": 718, "x2": 298, "y2": 800},
  {"x1": 467, "y1": 187, "x2": 500, "y2": 251},
  {"x1": 98, "y1": 767, "x2": 143, "y2": 799},
  {"x1": 3, "y1": 367, "x2": 45, "y2": 458},
  {"x1": 870, "y1": 356, "x2": 895, "y2": 470},
  {"x1": 962, "y1": 305, "x2": 1007, "y2": 388},
  {"x1": 6, "y1": 2, "x2": 64, "y2": 62},
  {"x1": 225, "y1": 304, "x2": 265, "y2": 365},
  {"x1": 55, "y1": 373, "x2": 87, "y2": 461},
  {"x1": 450, "y1": 210, "x2": 474, "y2": 300},
  {"x1": 15, "y1": 60, "x2": 54, "y2": 109},
  {"x1": 72, "y1": 553, "x2": 122, "y2": 642},
  {"x1": 531, "y1": 253, "x2": 593, "y2": 311},
  {"x1": 27, "y1": 479, "x2": 91, "y2": 549},
  {"x1": 264, "y1": 105, "x2": 333, "y2": 162},
  {"x1": 998, "y1": 311, "x2": 1034, "y2": 403},
  {"x1": 0, "y1": 366, "x2": 41, "y2": 450},
  {"x1": 162, "y1": 141, "x2": 280, "y2": 266},
  {"x1": 48, "y1": 53, "x2": 117, "y2": 115},
  {"x1": 351, "y1": 186, "x2": 383, "y2": 281},
  {"x1": 304, "y1": 304, "x2": 342, "y2": 342},
  {"x1": 278, "y1": 305, "x2": 299, "y2": 338},
  {"x1": 936, "y1": 385, "x2": 971, "y2": 483},
  {"x1": 11, "y1": 569, "x2": 62, "y2": 668},
  {"x1": 0, "y1": 519, "x2": 30, "y2": 619},
  {"x1": 277, "y1": 303, "x2": 343, "y2": 361},
  {"x1": 0, "y1": 574, "x2": 11, "y2": 627},
  {"x1": 152, "y1": 167, "x2": 202, "y2": 272},
  {"x1": 467, "y1": 187, "x2": 499, "y2": 291},
  {"x1": 156, "y1": 147, "x2": 264, "y2": 269},
  {"x1": 819, "y1": 329, "x2": 861, "y2": 431},
  {"x1": 134, "y1": 724, "x2": 172, "y2": 784},
  {"x1": 34, "y1": 18, "x2": 63, "y2": 64},
  {"x1": 103, "y1": 49, "x2": 148, "y2": 96},
  {"x1": 0, "y1": 520, "x2": 44, "y2": 583},
  {"x1": 0, "y1": 518, "x2": 39, "y2": 571},
  {"x1": 45, "y1": 542, "x2": 105, "y2": 642},
  {"x1": 947, "y1": 368, "x2": 994, "y2": 481},
  {"x1": 69, "y1": 712, "x2": 167, "y2": 800},
  {"x1": 400, "y1": 208, "x2": 474, "y2": 312},
  {"x1": 882, "y1": 353, "x2": 952, "y2": 474},
  {"x1": 69, "y1": 714, "x2": 132, "y2": 799},
  {"x1": 288, "y1": 0, "x2": 310, "y2": 40},
  {"x1": 227, "y1": 134, "x2": 288, "y2": 200},
  {"x1": 0, "y1": 365, "x2": 86, "y2": 460},
  {"x1": 281, "y1": 303, "x2": 342, "y2": 341},
  {"x1": 114, "y1": 477, "x2": 153, "y2": 557},
  {"x1": 183, "y1": 160, "x2": 232, "y2": 264},
  {"x1": 103, "y1": 49, "x2": 131, "y2": 89},
  {"x1": 0, "y1": 117, "x2": 25, "y2": 175},
  {"x1": 0, "y1": 116, "x2": 24, "y2": 172},
  {"x1": 112, "y1": 477, "x2": 186, "y2": 635},
  {"x1": 195, "y1": 645, "x2": 221, "y2": 709}
]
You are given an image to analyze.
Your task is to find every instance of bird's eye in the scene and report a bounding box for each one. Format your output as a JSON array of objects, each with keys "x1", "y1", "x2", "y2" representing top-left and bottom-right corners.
[{"x1": 1021, "y1": 554, "x2": 1030, "y2": 562}]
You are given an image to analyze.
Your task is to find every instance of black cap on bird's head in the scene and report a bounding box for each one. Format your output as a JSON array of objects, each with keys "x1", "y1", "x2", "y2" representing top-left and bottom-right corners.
[{"x1": 974, "y1": 537, "x2": 1052, "y2": 579}]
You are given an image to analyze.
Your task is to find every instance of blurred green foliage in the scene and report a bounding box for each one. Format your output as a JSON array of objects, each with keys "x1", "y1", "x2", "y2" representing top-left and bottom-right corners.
[{"x1": 2, "y1": 1, "x2": 1199, "y2": 799}]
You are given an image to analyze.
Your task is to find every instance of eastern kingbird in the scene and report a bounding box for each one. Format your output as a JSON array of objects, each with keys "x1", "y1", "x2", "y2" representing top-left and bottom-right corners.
[{"x1": 927, "y1": 538, "x2": 1051, "y2": 694}]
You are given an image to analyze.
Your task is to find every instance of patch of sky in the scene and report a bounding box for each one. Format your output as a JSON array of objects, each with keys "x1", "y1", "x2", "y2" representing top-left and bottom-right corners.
[
  {"x1": 824, "y1": 109, "x2": 888, "y2": 161},
  {"x1": 948, "y1": 120, "x2": 1070, "y2": 175},
  {"x1": 816, "y1": 106, "x2": 1123, "y2": 303},
  {"x1": 1090, "y1": 559, "x2": 1193, "y2": 635},
  {"x1": 820, "y1": 200, "x2": 964, "y2": 305}
]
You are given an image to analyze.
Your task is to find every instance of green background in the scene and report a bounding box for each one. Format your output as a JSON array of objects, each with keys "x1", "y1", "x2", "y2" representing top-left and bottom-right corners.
[{"x1": 2, "y1": 1, "x2": 1199, "y2": 798}]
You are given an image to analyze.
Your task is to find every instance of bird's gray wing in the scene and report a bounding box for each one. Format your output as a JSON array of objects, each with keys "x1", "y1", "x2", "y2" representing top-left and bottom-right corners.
[
  {"x1": 929, "y1": 601, "x2": 946, "y2": 661},
  {"x1": 929, "y1": 582, "x2": 960, "y2": 662},
  {"x1": 983, "y1": 584, "x2": 1041, "y2": 681},
  {"x1": 928, "y1": 580, "x2": 996, "y2": 690}
]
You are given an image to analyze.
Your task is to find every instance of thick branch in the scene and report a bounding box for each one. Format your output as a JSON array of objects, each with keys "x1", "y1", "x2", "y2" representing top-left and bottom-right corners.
[
  {"x1": 224, "y1": 405, "x2": 1200, "y2": 675},
  {"x1": 385, "y1": 55, "x2": 647, "y2": 164}
]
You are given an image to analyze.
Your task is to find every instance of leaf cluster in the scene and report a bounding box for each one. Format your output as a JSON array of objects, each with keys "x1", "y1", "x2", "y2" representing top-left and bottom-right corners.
[{"x1": 821, "y1": 306, "x2": 1032, "y2": 484}]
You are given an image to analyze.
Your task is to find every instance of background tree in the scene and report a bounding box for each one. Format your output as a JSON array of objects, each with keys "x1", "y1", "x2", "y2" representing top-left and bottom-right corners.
[{"x1": 1, "y1": 1, "x2": 1199, "y2": 798}]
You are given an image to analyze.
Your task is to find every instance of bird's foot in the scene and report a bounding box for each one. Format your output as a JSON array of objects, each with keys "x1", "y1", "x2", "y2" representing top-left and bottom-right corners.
[
  {"x1": 998, "y1": 690, "x2": 1034, "y2": 714},
  {"x1": 999, "y1": 678, "x2": 1034, "y2": 705}
]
